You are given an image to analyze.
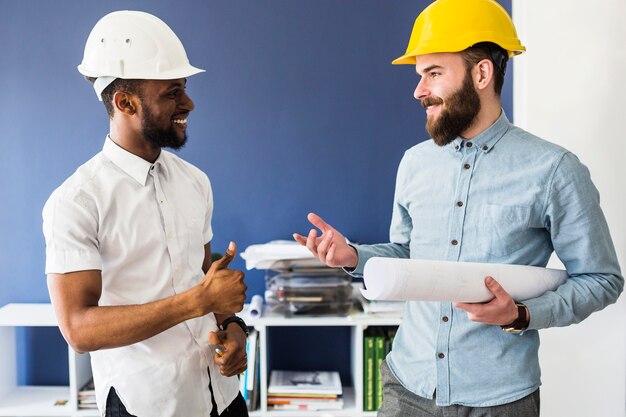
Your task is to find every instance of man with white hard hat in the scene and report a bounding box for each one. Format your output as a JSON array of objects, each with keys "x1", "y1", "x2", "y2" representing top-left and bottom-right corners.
[
  {"x1": 294, "y1": 0, "x2": 623, "y2": 415},
  {"x1": 43, "y1": 11, "x2": 249, "y2": 417}
]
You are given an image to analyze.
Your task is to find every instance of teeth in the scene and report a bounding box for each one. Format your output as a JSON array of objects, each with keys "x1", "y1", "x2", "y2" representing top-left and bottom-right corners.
[{"x1": 172, "y1": 119, "x2": 187, "y2": 124}]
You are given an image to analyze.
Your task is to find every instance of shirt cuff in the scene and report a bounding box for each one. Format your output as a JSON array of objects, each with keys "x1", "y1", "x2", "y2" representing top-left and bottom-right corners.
[{"x1": 342, "y1": 244, "x2": 382, "y2": 278}]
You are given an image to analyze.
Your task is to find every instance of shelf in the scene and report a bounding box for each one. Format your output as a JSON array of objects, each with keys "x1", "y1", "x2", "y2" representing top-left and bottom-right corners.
[
  {"x1": 75, "y1": 408, "x2": 99, "y2": 416},
  {"x1": 1, "y1": 303, "x2": 401, "y2": 416},
  {"x1": 245, "y1": 308, "x2": 401, "y2": 327},
  {"x1": 0, "y1": 304, "x2": 57, "y2": 327},
  {"x1": 0, "y1": 386, "x2": 70, "y2": 416}
]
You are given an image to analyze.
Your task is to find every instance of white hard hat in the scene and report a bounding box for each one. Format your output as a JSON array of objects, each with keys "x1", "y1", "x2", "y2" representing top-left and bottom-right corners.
[{"x1": 77, "y1": 10, "x2": 205, "y2": 101}]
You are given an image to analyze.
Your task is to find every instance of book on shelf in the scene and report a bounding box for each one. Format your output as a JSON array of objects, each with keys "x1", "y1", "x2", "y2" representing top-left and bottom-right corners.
[
  {"x1": 243, "y1": 329, "x2": 260, "y2": 411},
  {"x1": 78, "y1": 378, "x2": 97, "y2": 410},
  {"x1": 268, "y1": 370, "x2": 343, "y2": 411},
  {"x1": 363, "y1": 331, "x2": 375, "y2": 411},
  {"x1": 364, "y1": 326, "x2": 398, "y2": 411},
  {"x1": 268, "y1": 370, "x2": 342, "y2": 396},
  {"x1": 268, "y1": 397, "x2": 345, "y2": 411}
]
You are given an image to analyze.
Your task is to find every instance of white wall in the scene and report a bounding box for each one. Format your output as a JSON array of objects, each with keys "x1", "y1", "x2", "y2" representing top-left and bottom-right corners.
[{"x1": 512, "y1": 1, "x2": 626, "y2": 416}]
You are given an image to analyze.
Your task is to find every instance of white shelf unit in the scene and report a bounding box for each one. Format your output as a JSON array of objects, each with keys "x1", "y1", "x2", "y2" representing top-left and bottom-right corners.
[
  {"x1": 0, "y1": 303, "x2": 97, "y2": 417},
  {"x1": 242, "y1": 308, "x2": 401, "y2": 416},
  {"x1": 0, "y1": 303, "x2": 401, "y2": 417}
]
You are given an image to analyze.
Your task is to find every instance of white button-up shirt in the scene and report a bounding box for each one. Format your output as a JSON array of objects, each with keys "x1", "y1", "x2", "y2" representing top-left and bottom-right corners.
[{"x1": 43, "y1": 137, "x2": 239, "y2": 416}]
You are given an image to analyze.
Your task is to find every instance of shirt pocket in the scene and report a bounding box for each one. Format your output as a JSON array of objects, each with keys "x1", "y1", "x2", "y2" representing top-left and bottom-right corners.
[{"x1": 478, "y1": 204, "x2": 531, "y2": 257}]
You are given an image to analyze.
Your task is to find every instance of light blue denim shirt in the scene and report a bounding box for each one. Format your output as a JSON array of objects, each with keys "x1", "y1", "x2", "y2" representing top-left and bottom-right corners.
[{"x1": 350, "y1": 111, "x2": 623, "y2": 407}]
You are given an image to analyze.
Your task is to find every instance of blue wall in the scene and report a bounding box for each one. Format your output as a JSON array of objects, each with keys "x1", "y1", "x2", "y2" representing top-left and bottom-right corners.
[{"x1": 0, "y1": 0, "x2": 512, "y2": 385}]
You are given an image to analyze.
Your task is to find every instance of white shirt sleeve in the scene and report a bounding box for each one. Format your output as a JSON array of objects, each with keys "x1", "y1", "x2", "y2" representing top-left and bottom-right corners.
[{"x1": 42, "y1": 187, "x2": 102, "y2": 274}]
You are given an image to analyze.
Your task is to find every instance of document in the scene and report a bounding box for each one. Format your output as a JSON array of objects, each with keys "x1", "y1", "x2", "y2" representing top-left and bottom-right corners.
[
  {"x1": 361, "y1": 257, "x2": 568, "y2": 302},
  {"x1": 240, "y1": 240, "x2": 323, "y2": 270}
]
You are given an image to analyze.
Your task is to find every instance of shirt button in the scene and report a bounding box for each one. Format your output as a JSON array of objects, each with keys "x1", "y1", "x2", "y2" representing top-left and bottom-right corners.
[
  {"x1": 482, "y1": 145, "x2": 489, "y2": 151},
  {"x1": 456, "y1": 201, "x2": 463, "y2": 207},
  {"x1": 463, "y1": 163, "x2": 471, "y2": 169},
  {"x1": 451, "y1": 239, "x2": 458, "y2": 246},
  {"x1": 442, "y1": 316, "x2": 449, "y2": 322},
  {"x1": 466, "y1": 142, "x2": 473, "y2": 148},
  {"x1": 438, "y1": 353, "x2": 445, "y2": 359}
]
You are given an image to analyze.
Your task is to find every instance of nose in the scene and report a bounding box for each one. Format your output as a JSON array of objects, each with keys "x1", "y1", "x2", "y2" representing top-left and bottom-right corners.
[
  {"x1": 180, "y1": 91, "x2": 195, "y2": 112},
  {"x1": 414, "y1": 77, "x2": 429, "y2": 101}
]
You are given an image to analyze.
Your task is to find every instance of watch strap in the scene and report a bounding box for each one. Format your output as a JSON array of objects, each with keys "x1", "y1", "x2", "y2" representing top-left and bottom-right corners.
[
  {"x1": 501, "y1": 302, "x2": 529, "y2": 333},
  {"x1": 220, "y1": 315, "x2": 249, "y2": 336}
]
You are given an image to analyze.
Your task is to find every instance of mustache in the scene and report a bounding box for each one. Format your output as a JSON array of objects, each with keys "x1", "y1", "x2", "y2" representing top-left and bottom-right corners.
[{"x1": 421, "y1": 96, "x2": 444, "y2": 108}]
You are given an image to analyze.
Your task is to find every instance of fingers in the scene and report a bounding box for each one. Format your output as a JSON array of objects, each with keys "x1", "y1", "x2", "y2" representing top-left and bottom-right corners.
[
  {"x1": 208, "y1": 331, "x2": 221, "y2": 346},
  {"x1": 484, "y1": 276, "x2": 510, "y2": 300},
  {"x1": 307, "y1": 212, "x2": 332, "y2": 233},
  {"x1": 316, "y1": 230, "x2": 334, "y2": 260},
  {"x1": 306, "y1": 228, "x2": 319, "y2": 254},
  {"x1": 210, "y1": 241, "x2": 236, "y2": 271},
  {"x1": 293, "y1": 233, "x2": 307, "y2": 246},
  {"x1": 213, "y1": 342, "x2": 247, "y2": 376}
]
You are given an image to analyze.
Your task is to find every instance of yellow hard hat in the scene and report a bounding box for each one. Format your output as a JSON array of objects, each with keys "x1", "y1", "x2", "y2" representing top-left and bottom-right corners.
[{"x1": 392, "y1": 0, "x2": 525, "y2": 65}]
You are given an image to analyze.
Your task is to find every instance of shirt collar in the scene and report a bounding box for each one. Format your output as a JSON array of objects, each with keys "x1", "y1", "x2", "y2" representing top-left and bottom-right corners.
[
  {"x1": 102, "y1": 136, "x2": 166, "y2": 186},
  {"x1": 450, "y1": 110, "x2": 511, "y2": 153}
]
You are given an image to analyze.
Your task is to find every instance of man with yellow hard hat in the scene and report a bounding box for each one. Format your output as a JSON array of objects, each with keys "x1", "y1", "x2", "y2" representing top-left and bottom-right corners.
[
  {"x1": 294, "y1": 0, "x2": 623, "y2": 415},
  {"x1": 43, "y1": 11, "x2": 249, "y2": 417}
]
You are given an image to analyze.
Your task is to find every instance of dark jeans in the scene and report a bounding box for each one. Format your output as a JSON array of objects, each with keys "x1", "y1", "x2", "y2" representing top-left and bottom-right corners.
[{"x1": 105, "y1": 383, "x2": 248, "y2": 417}]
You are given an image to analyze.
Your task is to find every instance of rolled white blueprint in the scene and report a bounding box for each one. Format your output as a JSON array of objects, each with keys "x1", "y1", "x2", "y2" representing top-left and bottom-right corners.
[
  {"x1": 361, "y1": 257, "x2": 568, "y2": 302},
  {"x1": 249, "y1": 294, "x2": 264, "y2": 317}
]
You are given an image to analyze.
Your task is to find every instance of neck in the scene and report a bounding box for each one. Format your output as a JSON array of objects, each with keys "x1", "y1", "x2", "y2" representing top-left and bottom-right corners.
[
  {"x1": 109, "y1": 120, "x2": 160, "y2": 163},
  {"x1": 461, "y1": 96, "x2": 502, "y2": 140}
]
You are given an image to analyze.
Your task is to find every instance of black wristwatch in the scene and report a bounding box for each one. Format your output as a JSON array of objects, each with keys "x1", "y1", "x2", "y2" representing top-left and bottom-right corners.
[
  {"x1": 501, "y1": 302, "x2": 529, "y2": 333},
  {"x1": 220, "y1": 315, "x2": 249, "y2": 336}
]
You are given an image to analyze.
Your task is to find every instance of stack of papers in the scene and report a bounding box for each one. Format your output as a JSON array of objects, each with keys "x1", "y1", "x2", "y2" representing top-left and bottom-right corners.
[
  {"x1": 268, "y1": 370, "x2": 344, "y2": 411},
  {"x1": 240, "y1": 240, "x2": 324, "y2": 270}
]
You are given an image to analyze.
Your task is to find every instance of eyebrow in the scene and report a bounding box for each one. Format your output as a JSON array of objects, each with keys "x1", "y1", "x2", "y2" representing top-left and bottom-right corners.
[
  {"x1": 166, "y1": 79, "x2": 187, "y2": 89},
  {"x1": 417, "y1": 64, "x2": 443, "y2": 75}
]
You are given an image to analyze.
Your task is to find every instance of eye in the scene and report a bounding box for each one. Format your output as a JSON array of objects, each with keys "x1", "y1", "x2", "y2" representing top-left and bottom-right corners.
[
  {"x1": 167, "y1": 89, "x2": 182, "y2": 99},
  {"x1": 429, "y1": 71, "x2": 441, "y2": 78}
]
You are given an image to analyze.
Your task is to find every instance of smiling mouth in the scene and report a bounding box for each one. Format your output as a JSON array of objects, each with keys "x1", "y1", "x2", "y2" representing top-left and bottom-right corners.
[{"x1": 172, "y1": 118, "x2": 187, "y2": 125}]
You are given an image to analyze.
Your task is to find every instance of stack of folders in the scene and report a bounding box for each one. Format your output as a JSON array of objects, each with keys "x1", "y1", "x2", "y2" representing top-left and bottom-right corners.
[
  {"x1": 78, "y1": 378, "x2": 97, "y2": 410},
  {"x1": 240, "y1": 329, "x2": 260, "y2": 411},
  {"x1": 268, "y1": 370, "x2": 343, "y2": 411}
]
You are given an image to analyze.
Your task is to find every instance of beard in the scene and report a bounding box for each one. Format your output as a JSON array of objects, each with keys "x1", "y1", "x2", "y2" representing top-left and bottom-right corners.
[
  {"x1": 423, "y1": 70, "x2": 481, "y2": 147},
  {"x1": 140, "y1": 104, "x2": 187, "y2": 150}
]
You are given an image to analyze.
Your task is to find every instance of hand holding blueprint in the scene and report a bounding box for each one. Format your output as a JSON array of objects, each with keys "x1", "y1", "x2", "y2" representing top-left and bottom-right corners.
[{"x1": 361, "y1": 257, "x2": 568, "y2": 302}]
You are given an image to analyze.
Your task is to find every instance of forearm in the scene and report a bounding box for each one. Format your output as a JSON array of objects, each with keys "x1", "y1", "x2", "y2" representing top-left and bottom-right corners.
[
  {"x1": 525, "y1": 271, "x2": 623, "y2": 330},
  {"x1": 57, "y1": 287, "x2": 203, "y2": 353}
]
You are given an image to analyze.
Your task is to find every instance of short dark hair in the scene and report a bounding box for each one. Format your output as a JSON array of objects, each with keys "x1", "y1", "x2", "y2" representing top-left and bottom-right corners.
[
  {"x1": 459, "y1": 42, "x2": 507, "y2": 96},
  {"x1": 85, "y1": 77, "x2": 145, "y2": 118}
]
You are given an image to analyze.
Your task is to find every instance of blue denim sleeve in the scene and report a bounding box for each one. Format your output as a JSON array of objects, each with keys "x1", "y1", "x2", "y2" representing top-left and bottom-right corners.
[{"x1": 525, "y1": 152, "x2": 624, "y2": 329}]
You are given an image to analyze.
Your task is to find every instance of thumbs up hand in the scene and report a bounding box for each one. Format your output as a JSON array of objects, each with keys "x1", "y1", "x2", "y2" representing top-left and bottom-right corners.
[{"x1": 197, "y1": 242, "x2": 247, "y2": 316}]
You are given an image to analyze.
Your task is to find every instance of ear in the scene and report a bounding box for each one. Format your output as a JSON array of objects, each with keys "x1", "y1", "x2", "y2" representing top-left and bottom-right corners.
[
  {"x1": 112, "y1": 91, "x2": 139, "y2": 116},
  {"x1": 473, "y1": 59, "x2": 494, "y2": 92}
]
